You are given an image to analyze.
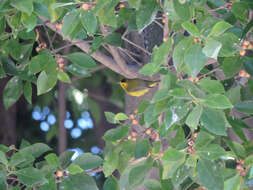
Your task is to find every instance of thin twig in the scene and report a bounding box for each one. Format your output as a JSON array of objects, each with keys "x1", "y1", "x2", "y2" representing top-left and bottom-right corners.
[
  {"x1": 122, "y1": 30, "x2": 152, "y2": 56},
  {"x1": 118, "y1": 47, "x2": 142, "y2": 66},
  {"x1": 86, "y1": 167, "x2": 104, "y2": 175},
  {"x1": 154, "y1": 20, "x2": 164, "y2": 29},
  {"x1": 42, "y1": 24, "x2": 54, "y2": 50}
]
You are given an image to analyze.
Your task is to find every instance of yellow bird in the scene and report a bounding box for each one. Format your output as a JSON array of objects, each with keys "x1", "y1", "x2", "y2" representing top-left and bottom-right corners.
[{"x1": 119, "y1": 79, "x2": 159, "y2": 97}]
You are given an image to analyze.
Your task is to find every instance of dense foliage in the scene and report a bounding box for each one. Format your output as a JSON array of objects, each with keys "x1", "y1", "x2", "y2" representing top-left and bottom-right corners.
[{"x1": 0, "y1": 0, "x2": 253, "y2": 189}]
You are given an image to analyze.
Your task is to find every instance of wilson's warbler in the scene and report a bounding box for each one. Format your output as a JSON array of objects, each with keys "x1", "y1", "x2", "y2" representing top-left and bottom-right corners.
[{"x1": 120, "y1": 79, "x2": 159, "y2": 97}]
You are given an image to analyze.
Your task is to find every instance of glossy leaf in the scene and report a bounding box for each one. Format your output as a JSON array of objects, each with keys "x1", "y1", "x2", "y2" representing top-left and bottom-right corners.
[
  {"x1": 202, "y1": 38, "x2": 222, "y2": 59},
  {"x1": 73, "y1": 153, "x2": 103, "y2": 170},
  {"x1": 0, "y1": 151, "x2": 7, "y2": 166},
  {"x1": 136, "y1": 0, "x2": 157, "y2": 31},
  {"x1": 186, "y1": 105, "x2": 203, "y2": 132},
  {"x1": 184, "y1": 44, "x2": 207, "y2": 78},
  {"x1": 57, "y1": 71, "x2": 71, "y2": 83},
  {"x1": 197, "y1": 159, "x2": 224, "y2": 190},
  {"x1": 103, "y1": 126, "x2": 129, "y2": 142},
  {"x1": 221, "y1": 56, "x2": 242, "y2": 78},
  {"x1": 24, "y1": 82, "x2": 32, "y2": 104},
  {"x1": 45, "y1": 153, "x2": 60, "y2": 167},
  {"x1": 61, "y1": 173, "x2": 98, "y2": 190},
  {"x1": 104, "y1": 176, "x2": 119, "y2": 190},
  {"x1": 161, "y1": 149, "x2": 185, "y2": 162},
  {"x1": 3, "y1": 76, "x2": 23, "y2": 109},
  {"x1": 234, "y1": 101, "x2": 253, "y2": 114},
  {"x1": 64, "y1": 53, "x2": 97, "y2": 69},
  {"x1": 37, "y1": 71, "x2": 57, "y2": 95},
  {"x1": 182, "y1": 22, "x2": 200, "y2": 37},
  {"x1": 11, "y1": 0, "x2": 33, "y2": 15},
  {"x1": 67, "y1": 163, "x2": 83, "y2": 175},
  {"x1": 196, "y1": 144, "x2": 226, "y2": 160},
  {"x1": 81, "y1": 10, "x2": 97, "y2": 35},
  {"x1": 200, "y1": 107, "x2": 227, "y2": 136},
  {"x1": 173, "y1": 37, "x2": 193, "y2": 72},
  {"x1": 135, "y1": 139, "x2": 150, "y2": 158},
  {"x1": 16, "y1": 167, "x2": 47, "y2": 187},
  {"x1": 198, "y1": 78, "x2": 225, "y2": 94},
  {"x1": 173, "y1": 0, "x2": 191, "y2": 21},
  {"x1": 208, "y1": 21, "x2": 232, "y2": 37},
  {"x1": 203, "y1": 94, "x2": 233, "y2": 109},
  {"x1": 144, "y1": 179, "x2": 161, "y2": 190},
  {"x1": 62, "y1": 10, "x2": 80, "y2": 39}
]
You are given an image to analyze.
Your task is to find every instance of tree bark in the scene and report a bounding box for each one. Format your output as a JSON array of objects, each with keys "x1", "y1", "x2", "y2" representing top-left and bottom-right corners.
[
  {"x1": 0, "y1": 78, "x2": 16, "y2": 146},
  {"x1": 58, "y1": 81, "x2": 67, "y2": 154}
]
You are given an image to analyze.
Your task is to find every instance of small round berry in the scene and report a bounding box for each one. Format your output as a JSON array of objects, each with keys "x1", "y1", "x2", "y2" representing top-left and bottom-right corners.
[
  {"x1": 119, "y1": 3, "x2": 125, "y2": 8},
  {"x1": 132, "y1": 119, "x2": 138, "y2": 125},
  {"x1": 145, "y1": 129, "x2": 152, "y2": 135},
  {"x1": 56, "y1": 23, "x2": 62, "y2": 30},
  {"x1": 239, "y1": 50, "x2": 246, "y2": 56},
  {"x1": 242, "y1": 40, "x2": 250, "y2": 46},
  {"x1": 82, "y1": 3, "x2": 89, "y2": 11}
]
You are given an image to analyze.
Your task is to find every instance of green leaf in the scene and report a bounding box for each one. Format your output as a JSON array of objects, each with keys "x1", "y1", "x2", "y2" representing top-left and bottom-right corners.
[
  {"x1": 198, "y1": 78, "x2": 225, "y2": 94},
  {"x1": 138, "y1": 99, "x2": 150, "y2": 114},
  {"x1": 29, "y1": 55, "x2": 51, "y2": 74},
  {"x1": 16, "y1": 167, "x2": 47, "y2": 187},
  {"x1": 59, "y1": 151, "x2": 75, "y2": 169},
  {"x1": 182, "y1": 22, "x2": 200, "y2": 37},
  {"x1": 128, "y1": 158, "x2": 153, "y2": 188},
  {"x1": 144, "y1": 179, "x2": 161, "y2": 190},
  {"x1": 81, "y1": 10, "x2": 97, "y2": 35},
  {"x1": 64, "y1": 52, "x2": 97, "y2": 69},
  {"x1": 61, "y1": 173, "x2": 98, "y2": 190},
  {"x1": 114, "y1": 113, "x2": 128, "y2": 121},
  {"x1": 173, "y1": 37, "x2": 193, "y2": 72},
  {"x1": 37, "y1": 71, "x2": 57, "y2": 95},
  {"x1": 202, "y1": 38, "x2": 222, "y2": 59},
  {"x1": 173, "y1": 0, "x2": 191, "y2": 21},
  {"x1": 21, "y1": 12, "x2": 37, "y2": 32},
  {"x1": 196, "y1": 144, "x2": 226, "y2": 160},
  {"x1": 104, "y1": 33, "x2": 122, "y2": 47},
  {"x1": 231, "y1": 2, "x2": 248, "y2": 22},
  {"x1": 24, "y1": 82, "x2": 32, "y2": 104},
  {"x1": 105, "y1": 111, "x2": 117, "y2": 124},
  {"x1": 228, "y1": 117, "x2": 248, "y2": 143},
  {"x1": 243, "y1": 57, "x2": 253, "y2": 76},
  {"x1": 194, "y1": 131, "x2": 215, "y2": 149},
  {"x1": 139, "y1": 62, "x2": 160, "y2": 75},
  {"x1": 45, "y1": 153, "x2": 60, "y2": 168},
  {"x1": 186, "y1": 105, "x2": 203, "y2": 132},
  {"x1": 67, "y1": 163, "x2": 84, "y2": 175},
  {"x1": 245, "y1": 155, "x2": 253, "y2": 166},
  {"x1": 9, "y1": 152, "x2": 27, "y2": 167},
  {"x1": 73, "y1": 153, "x2": 103, "y2": 170},
  {"x1": 103, "y1": 126, "x2": 129, "y2": 142},
  {"x1": 62, "y1": 9, "x2": 80, "y2": 39},
  {"x1": 197, "y1": 159, "x2": 224, "y2": 190},
  {"x1": 224, "y1": 174, "x2": 240, "y2": 190},
  {"x1": 214, "y1": 33, "x2": 239, "y2": 57},
  {"x1": 208, "y1": 21, "x2": 232, "y2": 37},
  {"x1": 4, "y1": 39, "x2": 22, "y2": 60},
  {"x1": 0, "y1": 151, "x2": 8, "y2": 165},
  {"x1": 103, "y1": 148, "x2": 119, "y2": 177},
  {"x1": 20, "y1": 143, "x2": 52, "y2": 158},
  {"x1": 139, "y1": 40, "x2": 173, "y2": 75},
  {"x1": 184, "y1": 43, "x2": 207, "y2": 78},
  {"x1": 90, "y1": 36, "x2": 103, "y2": 53},
  {"x1": 234, "y1": 101, "x2": 253, "y2": 114},
  {"x1": 136, "y1": 0, "x2": 157, "y2": 31},
  {"x1": 103, "y1": 176, "x2": 119, "y2": 190},
  {"x1": 203, "y1": 94, "x2": 233, "y2": 109},
  {"x1": 221, "y1": 56, "x2": 242, "y2": 78},
  {"x1": 3, "y1": 76, "x2": 23, "y2": 109},
  {"x1": 225, "y1": 140, "x2": 246, "y2": 159},
  {"x1": 64, "y1": 64, "x2": 91, "y2": 77},
  {"x1": 57, "y1": 71, "x2": 71, "y2": 83},
  {"x1": 151, "y1": 89, "x2": 170, "y2": 103},
  {"x1": 200, "y1": 107, "x2": 227, "y2": 136},
  {"x1": 135, "y1": 139, "x2": 150, "y2": 158},
  {"x1": 11, "y1": 0, "x2": 33, "y2": 15},
  {"x1": 161, "y1": 149, "x2": 185, "y2": 162}
]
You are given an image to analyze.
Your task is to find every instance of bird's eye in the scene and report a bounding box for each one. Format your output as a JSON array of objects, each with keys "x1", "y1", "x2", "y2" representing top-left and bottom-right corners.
[{"x1": 121, "y1": 79, "x2": 126, "y2": 82}]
